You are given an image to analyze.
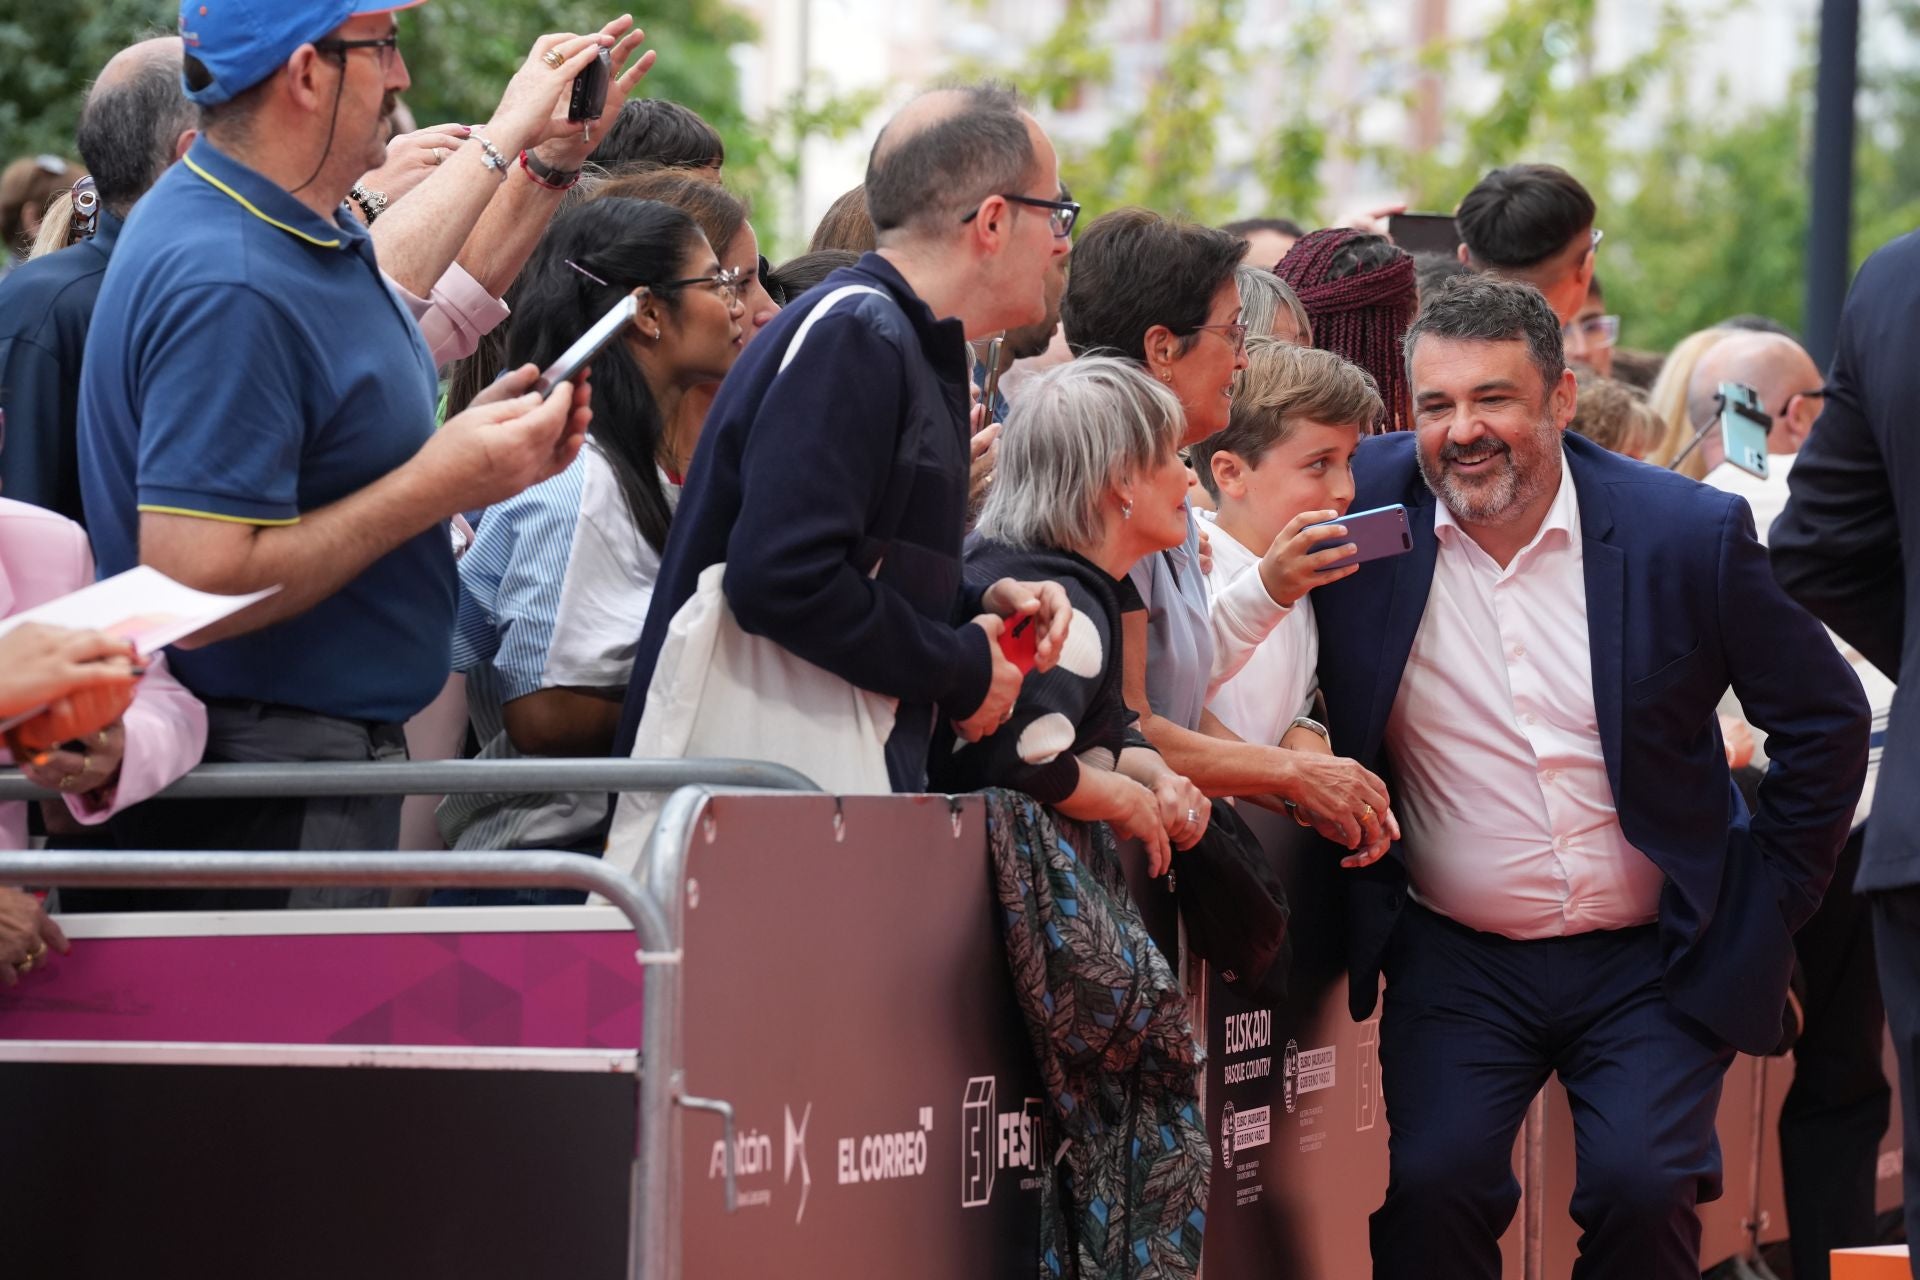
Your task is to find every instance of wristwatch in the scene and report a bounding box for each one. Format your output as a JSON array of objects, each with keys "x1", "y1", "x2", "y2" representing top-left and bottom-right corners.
[
  {"x1": 519, "y1": 149, "x2": 582, "y2": 191},
  {"x1": 348, "y1": 182, "x2": 387, "y2": 224},
  {"x1": 1288, "y1": 715, "x2": 1331, "y2": 743}
]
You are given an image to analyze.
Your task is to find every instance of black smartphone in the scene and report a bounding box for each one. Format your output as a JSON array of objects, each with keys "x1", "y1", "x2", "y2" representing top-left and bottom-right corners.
[
  {"x1": 1387, "y1": 212, "x2": 1462, "y2": 257},
  {"x1": 568, "y1": 48, "x2": 612, "y2": 124}
]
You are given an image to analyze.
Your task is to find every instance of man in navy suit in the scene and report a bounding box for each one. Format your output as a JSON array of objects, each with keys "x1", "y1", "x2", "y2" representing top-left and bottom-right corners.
[{"x1": 1312, "y1": 274, "x2": 1869, "y2": 1279}]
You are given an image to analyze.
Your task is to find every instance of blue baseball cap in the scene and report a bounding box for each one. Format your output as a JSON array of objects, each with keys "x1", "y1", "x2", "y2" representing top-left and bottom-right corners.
[{"x1": 178, "y1": 0, "x2": 426, "y2": 107}]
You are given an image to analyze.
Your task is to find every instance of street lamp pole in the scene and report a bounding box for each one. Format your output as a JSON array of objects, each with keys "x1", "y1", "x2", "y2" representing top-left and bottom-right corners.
[
  {"x1": 793, "y1": 0, "x2": 814, "y2": 250},
  {"x1": 1805, "y1": 0, "x2": 1860, "y2": 370}
]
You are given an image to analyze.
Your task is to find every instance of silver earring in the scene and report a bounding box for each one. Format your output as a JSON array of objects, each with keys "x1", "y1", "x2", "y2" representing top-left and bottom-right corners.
[{"x1": 1122, "y1": 500, "x2": 1133, "y2": 520}]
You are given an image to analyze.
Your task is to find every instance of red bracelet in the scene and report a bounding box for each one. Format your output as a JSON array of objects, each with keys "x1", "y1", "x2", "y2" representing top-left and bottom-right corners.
[{"x1": 518, "y1": 149, "x2": 582, "y2": 192}]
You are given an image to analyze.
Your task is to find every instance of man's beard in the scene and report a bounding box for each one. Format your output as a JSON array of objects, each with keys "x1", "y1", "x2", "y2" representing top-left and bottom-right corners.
[{"x1": 1417, "y1": 417, "x2": 1561, "y2": 525}]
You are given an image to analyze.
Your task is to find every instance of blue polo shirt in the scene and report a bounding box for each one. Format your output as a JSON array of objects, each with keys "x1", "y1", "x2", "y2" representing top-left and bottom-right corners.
[{"x1": 78, "y1": 137, "x2": 454, "y2": 723}]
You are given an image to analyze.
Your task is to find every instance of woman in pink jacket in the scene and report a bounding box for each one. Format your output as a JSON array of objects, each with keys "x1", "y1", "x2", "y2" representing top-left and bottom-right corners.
[{"x1": 0, "y1": 498, "x2": 207, "y2": 981}]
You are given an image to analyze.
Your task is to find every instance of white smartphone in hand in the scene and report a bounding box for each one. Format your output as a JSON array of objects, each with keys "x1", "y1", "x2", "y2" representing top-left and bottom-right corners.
[{"x1": 536, "y1": 294, "x2": 638, "y2": 393}]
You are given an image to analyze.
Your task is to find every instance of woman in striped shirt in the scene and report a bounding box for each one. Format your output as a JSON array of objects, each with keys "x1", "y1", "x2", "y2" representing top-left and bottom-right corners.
[{"x1": 437, "y1": 198, "x2": 748, "y2": 886}]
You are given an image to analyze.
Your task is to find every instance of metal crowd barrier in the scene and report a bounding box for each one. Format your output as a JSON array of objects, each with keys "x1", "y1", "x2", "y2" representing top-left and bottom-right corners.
[
  {"x1": 0, "y1": 760, "x2": 817, "y2": 1280},
  {"x1": 0, "y1": 756, "x2": 820, "y2": 803}
]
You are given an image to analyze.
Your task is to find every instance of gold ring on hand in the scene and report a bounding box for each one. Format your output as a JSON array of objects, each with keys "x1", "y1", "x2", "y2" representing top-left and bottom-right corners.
[{"x1": 543, "y1": 48, "x2": 565, "y2": 69}]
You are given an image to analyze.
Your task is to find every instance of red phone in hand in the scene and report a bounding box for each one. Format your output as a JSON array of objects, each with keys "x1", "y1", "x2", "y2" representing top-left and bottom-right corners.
[{"x1": 998, "y1": 615, "x2": 1038, "y2": 674}]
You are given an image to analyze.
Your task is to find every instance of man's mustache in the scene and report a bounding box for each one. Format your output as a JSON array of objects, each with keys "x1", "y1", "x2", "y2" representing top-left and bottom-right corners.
[{"x1": 1441, "y1": 438, "x2": 1511, "y2": 466}]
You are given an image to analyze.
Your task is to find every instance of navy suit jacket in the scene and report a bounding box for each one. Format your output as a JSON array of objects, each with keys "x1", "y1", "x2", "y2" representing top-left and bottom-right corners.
[
  {"x1": 1772, "y1": 229, "x2": 1920, "y2": 894},
  {"x1": 1313, "y1": 430, "x2": 1868, "y2": 1056}
]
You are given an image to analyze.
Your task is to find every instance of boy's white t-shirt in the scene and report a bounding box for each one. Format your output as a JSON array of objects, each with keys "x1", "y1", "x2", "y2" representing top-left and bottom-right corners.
[{"x1": 1200, "y1": 510, "x2": 1319, "y2": 747}]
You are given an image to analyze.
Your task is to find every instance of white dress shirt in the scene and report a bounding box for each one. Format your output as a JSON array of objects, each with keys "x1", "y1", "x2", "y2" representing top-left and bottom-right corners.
[
  {"x1": 1199, "y1": 513, "x2": 1318, "y2": 747},
  {"x1": 1707, "y1": 452, "x2": 1892, "y2": 829},
  {"x1": 1385, "y1": 455, "x2": 1665, "y2": 939}
]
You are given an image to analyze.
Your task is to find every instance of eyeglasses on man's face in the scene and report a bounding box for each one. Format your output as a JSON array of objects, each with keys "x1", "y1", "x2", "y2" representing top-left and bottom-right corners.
[
  {"x1": 314, "y1": 32, "x2": 401, "y2": 69},
  {"x1": 1563, "y1": 314, "x2": 1620, "y2": 349},
  {"x1": 1778, "y1": 386, "x2": 1831, "y2": 418},
  {"x1": 960, "y1": 193, "x2": 1082, "y2": 239},
  {"x1": 657, "y1": 265, "x2": 749, "y2": 306}
]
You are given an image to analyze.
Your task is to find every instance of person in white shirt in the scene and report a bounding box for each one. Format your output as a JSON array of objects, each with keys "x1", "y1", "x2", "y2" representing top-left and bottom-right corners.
[
  {"x1": 1190, "y1": 337, "x2": 1398, "y2": 864},
  {"x1": 1683, "y1": 328, "x2": 1824, "y2": 531},
  {"x1": 1311, "y1": 275, "x2": 1867, "y2": 1280},
  {"x1": 438, "y1": 196, "x2": 746, "y2": 894}
]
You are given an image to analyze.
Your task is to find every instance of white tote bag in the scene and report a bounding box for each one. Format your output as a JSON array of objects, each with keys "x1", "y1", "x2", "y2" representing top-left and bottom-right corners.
[{"x1": 606, "y1": 285, "x2": 899, "y2": 872}]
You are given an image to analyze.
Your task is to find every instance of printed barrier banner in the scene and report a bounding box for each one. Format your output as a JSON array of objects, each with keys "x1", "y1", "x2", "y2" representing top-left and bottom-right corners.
[{"x1": 670, "y1": 793, "x2": 1046, "y2": 1277}]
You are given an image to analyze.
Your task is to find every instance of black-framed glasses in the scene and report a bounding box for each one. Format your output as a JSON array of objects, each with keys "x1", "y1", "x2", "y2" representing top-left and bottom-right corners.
[
  {"x1": 654, "y1": 265, "x2": 748, "y2": 305},
  {"x1": 1777, "y1": 385, "x2": 1830, "y2": 417},
  {"x1": 1186, "y1": 319, "x2": 1249, "y2": 354},
  {"x1": 960, "y1": 193, "x2": 1081, "y2": 239},
  {"x1": 314, "y1": 33, "x2": 401, "y2": 66}
]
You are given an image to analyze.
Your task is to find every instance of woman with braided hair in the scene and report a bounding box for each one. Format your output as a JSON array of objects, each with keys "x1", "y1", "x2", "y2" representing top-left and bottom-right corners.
[{"x1": 1275, "y1": 227, "x2": 1418, "y2": 431}]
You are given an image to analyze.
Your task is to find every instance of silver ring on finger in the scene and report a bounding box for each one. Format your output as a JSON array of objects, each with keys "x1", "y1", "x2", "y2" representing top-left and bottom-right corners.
[
  {"x1": 432, "y1": 147, "x2": 449, "y2": 165},
  {"x1": 1185, "y1": 808, "x2": 1198, "y2": 824}
]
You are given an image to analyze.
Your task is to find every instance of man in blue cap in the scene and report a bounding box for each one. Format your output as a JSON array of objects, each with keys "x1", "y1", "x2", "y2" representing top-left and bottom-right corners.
[{"x1": 75, "y1": 1, "x2": 606, "y2": 908}]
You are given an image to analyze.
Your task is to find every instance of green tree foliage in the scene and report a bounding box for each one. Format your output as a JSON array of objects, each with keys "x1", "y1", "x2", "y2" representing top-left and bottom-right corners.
[
  {"x1": 997, "y1": 0, "x2": 1919, "y2": 352},
  {"x1": 0, "y1": 0, "x2": 173, "y2": 162}
]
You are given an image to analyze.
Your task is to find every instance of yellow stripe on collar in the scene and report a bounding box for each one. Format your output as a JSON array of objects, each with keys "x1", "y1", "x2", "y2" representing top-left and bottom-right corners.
[{"x1": 182, "y1": 153, "x2": 342, "y2": 250}]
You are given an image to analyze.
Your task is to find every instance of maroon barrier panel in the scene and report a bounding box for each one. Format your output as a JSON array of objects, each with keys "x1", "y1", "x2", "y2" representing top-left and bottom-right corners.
[
  {"x1": 671, "y1": 793, "x2": 1046, "y2": 1276},
  {"x1": 667, "y1": 793, "x2": 1904, "y2": 1277}
]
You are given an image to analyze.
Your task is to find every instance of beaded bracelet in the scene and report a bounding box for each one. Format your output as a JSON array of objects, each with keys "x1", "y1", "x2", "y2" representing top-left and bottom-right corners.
[{"x1": 471, "y1": 133, "x2": 509, "y2": 181}]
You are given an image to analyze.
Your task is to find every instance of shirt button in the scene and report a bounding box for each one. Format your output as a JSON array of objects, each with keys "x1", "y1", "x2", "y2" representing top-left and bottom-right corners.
[
  {"x1": 1554, "y1": 836, "x2": 1569, "y2": 852},
  {"x1": 1512, "y1": 645, "x2": 1526, "y2": 660},
  {"x1": 1522, "y1": 713, "x2": 1538, "y2": 726},
  {"x1": 1543, "y1": 769, "x2": 1559, "y2": 782}
]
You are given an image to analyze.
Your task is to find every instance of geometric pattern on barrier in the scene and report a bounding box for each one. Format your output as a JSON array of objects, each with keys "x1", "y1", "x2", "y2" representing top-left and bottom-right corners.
[{"x1": 0, "y1": 928, "x2": 645, "y2": 1050}]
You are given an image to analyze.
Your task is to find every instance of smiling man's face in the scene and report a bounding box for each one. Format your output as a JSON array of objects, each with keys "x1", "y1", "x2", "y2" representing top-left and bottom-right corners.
[{"x1": 1410, "y1": 334, "x2": 1571, "y2": 527}]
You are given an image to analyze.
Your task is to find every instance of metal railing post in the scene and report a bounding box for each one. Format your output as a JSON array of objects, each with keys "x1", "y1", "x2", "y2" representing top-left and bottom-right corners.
[
  {"x1": 629, "y1": 784, "x2": 718, "y2": 1280},
  {"x1": 0, "y1": 757, "x2": 819, "y2": 803},
  {"x1": 1522, "y1": 1089, "x2": 1547, "y2": 1280}
]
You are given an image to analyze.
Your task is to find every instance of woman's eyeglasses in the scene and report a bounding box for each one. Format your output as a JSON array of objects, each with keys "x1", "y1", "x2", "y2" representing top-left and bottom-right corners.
[
  {"x1": 1187, "y1": 320, "x2": 1249, "y2": 355},
  {"x1": 656, "y1": 265, "x2": 749, "y2": 306}
]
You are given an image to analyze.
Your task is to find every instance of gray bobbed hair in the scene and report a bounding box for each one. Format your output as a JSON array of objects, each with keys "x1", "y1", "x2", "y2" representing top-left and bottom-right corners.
[{"x1": 975, "y1": 355, "x2": 1186, "y2": 553}]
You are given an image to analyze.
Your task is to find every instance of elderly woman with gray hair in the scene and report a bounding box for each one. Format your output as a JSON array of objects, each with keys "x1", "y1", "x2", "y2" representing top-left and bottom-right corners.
[{"x1": 930, "y1": 356, "x2": 1211, "y2": 873}]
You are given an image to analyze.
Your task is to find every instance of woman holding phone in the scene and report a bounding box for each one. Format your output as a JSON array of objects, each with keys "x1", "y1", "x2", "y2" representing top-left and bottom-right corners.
[
  {"x1": 1060, "y1": 208, "x2": 1395, "y2": 857},
  {"x1": 439, "y1": 198, "x2": 745, "y2": 884}
]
